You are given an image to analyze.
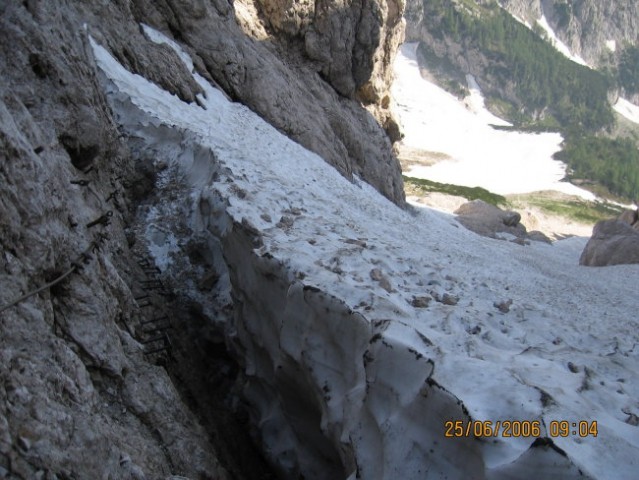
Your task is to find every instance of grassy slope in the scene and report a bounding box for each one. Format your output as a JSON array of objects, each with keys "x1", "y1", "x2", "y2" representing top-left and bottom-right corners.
[{"x1": 404, "y1": 176, "x2": 626, "y2": 224}]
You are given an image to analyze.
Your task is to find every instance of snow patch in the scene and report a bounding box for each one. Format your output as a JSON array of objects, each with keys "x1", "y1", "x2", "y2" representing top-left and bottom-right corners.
[
  {"x1": 91, "y1": 29, "x2": 639, "y2": 480},
  {"x1": 464, "y1": 74, "x2": 511, "y2": 126},
  {"x1": 391, "y1": 43, "x2": 595, "y2": 200},
  {"x1": 509, "y1": 12, "x2": 532, "y2": 29},
  {"x1": 141, "y1": 23, "x2": 195, "y2": 73},
  {"x1": 614, "y1": 97, "x2": 639, "y2": 125},
  {"x1": 535, "y1": 14, "x2": 589, "y2": 66}
]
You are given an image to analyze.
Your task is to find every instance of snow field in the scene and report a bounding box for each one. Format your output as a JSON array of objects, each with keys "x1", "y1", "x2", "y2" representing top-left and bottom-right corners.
[
  {"x1": 91, "y1": 28, "x2": 639, "y2": 479},
  {"x1": 391, "y1": 43, "x2": 596, "y2": 200}
]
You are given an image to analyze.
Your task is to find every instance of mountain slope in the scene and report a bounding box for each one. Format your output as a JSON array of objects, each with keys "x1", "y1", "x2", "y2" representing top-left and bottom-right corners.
[
  {"x1": 406, "y1": 0, "x2": 615, "y2": 130},
  {"x1": 403, "y1": 0, "x2": 639, "y2": 200},
  {"x1": 94, "y1": 23, "x2": 639, "y2": 480},
  {"x1": 0, "y1": 0, "x2": 404, "y2": 477},
  {"x1": 499, "y1": 0, "x2": 639, "y2": 74}
]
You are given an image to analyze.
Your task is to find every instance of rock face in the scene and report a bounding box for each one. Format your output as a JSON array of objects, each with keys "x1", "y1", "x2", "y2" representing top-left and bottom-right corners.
[
  {"x1": 0, "y1": 39, "x2": 229, "y2": 480},
  {"x1": 580, "y1": 216, "x2": 639, "y2": 266},
  {"x1": 454, "y1": 200, "x2": 551, "y2": 244},
  {"x1": 247, "y1": 0, "x2": 407, "y2": 142},
  {"x1": 0, "y1": 0, "x2": 405, "y2": 477},
  {"x1": 498, "y1": 0, "x2": 639, "y2": 68},
  {"x1": 133, "y1": 0, "x2": 406, "y2": 203},
  {"x1": 254, "y1": 0, "x2": 405, "y2": 100}
]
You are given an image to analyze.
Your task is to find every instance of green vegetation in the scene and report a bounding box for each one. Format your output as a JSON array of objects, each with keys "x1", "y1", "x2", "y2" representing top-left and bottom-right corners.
[
  {"x1": 554, "y1": 136, "x2": 639, "y2": 199},
  {"x1": 553, "y1": 1, "x2": 572, "y2": 29},
  {"x1": 403, "y1": 175, "x2": 507, "y2": 206},
  {"x1": 423, "y1": 0, "x2": 615, "y2": 131},
  {"x1": 415, "y1": 0, "x2": 639, "y2": 201},
  {"x1": 618, "y1": 45, "x2": 639, "y2": 95},
  {"x1": 509, "y1": 193, "x2": 625, "y2": 224},
  {"x1": 405, "y1": 175, "x2": 625, "y2": 224}
]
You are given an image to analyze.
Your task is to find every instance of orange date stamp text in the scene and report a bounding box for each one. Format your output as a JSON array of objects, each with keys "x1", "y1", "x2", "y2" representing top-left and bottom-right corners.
[{"x1": 444, "y1": 420, "x2": 598, "y2": 438}]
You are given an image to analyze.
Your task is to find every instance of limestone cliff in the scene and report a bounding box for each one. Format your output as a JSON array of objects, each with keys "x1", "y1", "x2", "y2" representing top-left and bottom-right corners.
[
  {"x1": 498, "y1": 0, "x2": 639, "y2": 68},
  {"x1": 0, "y1": 0, "x2": 405, "y2": 478},
  {"x1": 247, "y1": 0, "x2": 406, "y2": 141}
]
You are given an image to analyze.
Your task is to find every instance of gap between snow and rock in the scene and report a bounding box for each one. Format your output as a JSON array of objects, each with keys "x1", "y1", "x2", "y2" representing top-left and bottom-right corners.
[{"x1": 90, "y1": 25, "x2": 639, "y2": 480}]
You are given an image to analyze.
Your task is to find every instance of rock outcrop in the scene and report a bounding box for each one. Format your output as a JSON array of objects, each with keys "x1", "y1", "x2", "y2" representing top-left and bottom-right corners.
[
  {"x1": 0, "y1": 54, "x2": 230, "y2": 480},
  {"x1": 253, "y1": 0, "x2": 405, "y2": 101},
  {"x1": 580, "y1": 211, "x2": 639, "y2": 266},
  {"x1": 498, "y1": 0, "x2": 639, "y2": 69},
  {"x1": 0, "y1": 0, "x2": 406, "y2": 477},
  {"x1": 454, "y1": 200, "x2": 551, "y2": 244},
  {"x1": 245, "y1": 0, "x2": 407, "y2": 142},
  {"x1": 133, "y1": 0, "x2": 405, "y2": 203}
]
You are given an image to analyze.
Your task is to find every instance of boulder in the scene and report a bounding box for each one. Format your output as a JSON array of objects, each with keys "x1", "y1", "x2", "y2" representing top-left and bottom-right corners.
[
  {"x1": 454, "y1": 200, "x2": 550, "y2": 243},
  {"x1": 618, "y1": 208, "x2": 638, "y2": 226},
  {"x1": 579, "y1": 219, "x2": 639, "y2": 266},
  {"x1": 502, "y1": 210, "x2": 522, "y2": 227}
]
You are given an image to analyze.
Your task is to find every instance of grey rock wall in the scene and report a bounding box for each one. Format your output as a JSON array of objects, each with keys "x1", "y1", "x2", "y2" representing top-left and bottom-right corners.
[
  {"x1": 0, "y1": 46, "x2": 229, "y2": 480},
  {"x1": 132, "y1": 0, "x2": 406, "y2": 203},
  {"x1": 499, "y1": 0, "x2": 639, "y2": 67},
  {"x1": 0, "y1": 0, "x2": 407, "y2": 476},
  {"x1": 254, "y1": 0, "x2": 404, "y2": 98}
]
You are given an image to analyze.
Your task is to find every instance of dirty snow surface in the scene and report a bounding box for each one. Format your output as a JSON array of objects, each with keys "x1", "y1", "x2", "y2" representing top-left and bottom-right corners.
[
  {"x1": 614, "y1": 97, "x2": 639, "y2": 125},
  {"x1": 92, "y1": 29, "x2": 639, "y2": 479},
  {"x1": 391, "y1": 43, "x2": 595, "y2": 200}
]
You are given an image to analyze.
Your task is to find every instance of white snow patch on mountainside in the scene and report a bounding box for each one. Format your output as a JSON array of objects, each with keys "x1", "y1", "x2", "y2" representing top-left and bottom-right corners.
[
  {"x1": 505, "y1": 9, "x2": 639, "y2": 127},
  {"x1": 391, "y1": 43, "x2": 594, "y2": 200},
  {"x1": 614, "y1": 97, "x2": 639, "y2": 125},
  {"x1": 535, "y1": 15, "x2": 589, "y2": 66},
  {"x1": 91, "y1": 29, "x2": 639, "y2": 479}
]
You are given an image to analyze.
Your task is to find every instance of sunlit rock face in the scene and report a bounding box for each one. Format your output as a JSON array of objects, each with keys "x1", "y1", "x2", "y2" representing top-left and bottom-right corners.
[
  {"x1": 252, "y1": 0, "x2": 406, "y2": 100},
  {"x1": 244, "y1": 0, "x2": 407, "y2": 143}
]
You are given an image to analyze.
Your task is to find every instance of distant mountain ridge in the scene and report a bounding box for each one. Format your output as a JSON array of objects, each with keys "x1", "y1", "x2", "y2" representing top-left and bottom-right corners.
[
  {"x1": 498, "y1": 0, "x2": 639, "y2": 68},
  {"x1": 404, "y1": 0, "x2": 615, "y2": 129},
  {"x1": 406, "y1": 0, "x2": 639, "y2": 103},
  {"x1": 403, "y1": 0, "x2": 639, "y2": 200}
]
